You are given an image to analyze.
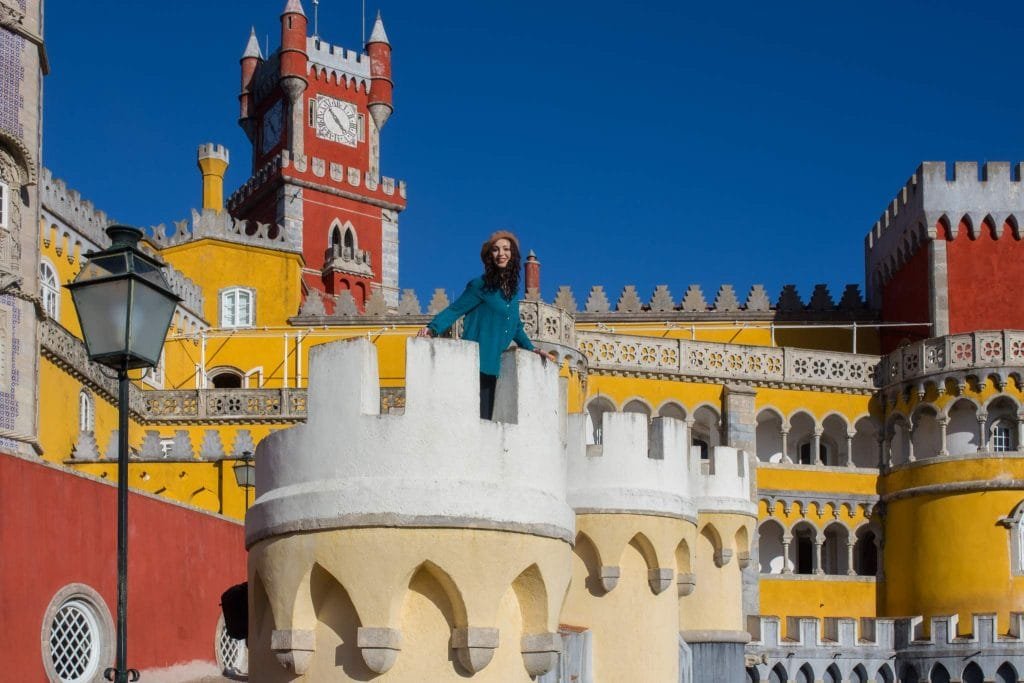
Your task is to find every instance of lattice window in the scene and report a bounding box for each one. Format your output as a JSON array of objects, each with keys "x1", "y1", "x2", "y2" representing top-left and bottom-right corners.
[
  {"x1": 220, "y1": 287, "x2": 254, "y2": 328},
  {"x1": 78, "y1": 390, "x2": 94, "y2": 433},
  {"x1": 40, "y1": 258, "x2": 59, "y2": 319},
  {"x1": 216, "y1": 615, "x2": 248, "y2": 676},
  {"x1": 48, "y1": 599, "x2": 103, "y2": 682},
  {"x1": 992, "y1": 422, "x2": 1014, "y2": 452}
]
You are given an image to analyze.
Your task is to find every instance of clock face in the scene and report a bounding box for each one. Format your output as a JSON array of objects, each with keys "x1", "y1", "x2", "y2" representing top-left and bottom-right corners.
[
  {"x1": 315, "y1": 96, "x2": 359, "y2": 147},
  {"x1": 262, "y1": 100, "x2": 284, "y2": 154}
]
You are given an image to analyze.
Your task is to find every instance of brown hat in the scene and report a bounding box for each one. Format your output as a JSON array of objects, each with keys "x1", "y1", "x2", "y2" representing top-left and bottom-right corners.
[{"x1": 480, "y1": 230, "x2": 521, "y2": 265}]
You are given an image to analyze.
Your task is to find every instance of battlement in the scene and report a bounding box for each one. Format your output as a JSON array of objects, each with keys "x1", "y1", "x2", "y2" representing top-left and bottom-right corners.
[
  {"x1": 41, "y1": 168, "x2": 114, "y2": 246},
  {"x1": 548, "y1": 283, "x2": 872, "y2": 319},
  {"x1": 225, "y1": 150, "x2": 407, "y2": 213},
  {"x1": 691, "y1": 447, "x2": 756, "y2": 516},
  {"x1": 567, "y1": 412, "x2": 696, "y2": 521},
  {"x1": 748, "y1": 614, "x2": 896, "y2": 649},
  {"x1": 307, "y1": 37, "x2": 371, "y2": 89},
  {"x1": 246, "y1": 337, "x2": 573, "y2": 547},
  {"x1": 865, "y1": 161, "x2": 1024, "y2": 298},
  {"x1": 196, "y1": 142, "x2": 229, "y2": 163},
  {"x1": 146, "y1": 208, "x2": 298, "y2": 253}
]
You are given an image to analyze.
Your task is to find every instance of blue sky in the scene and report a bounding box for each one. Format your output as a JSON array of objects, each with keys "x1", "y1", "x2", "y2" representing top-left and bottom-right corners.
[{"x1": 44, "y1": 1, "x2": 1024, "y2": 305}]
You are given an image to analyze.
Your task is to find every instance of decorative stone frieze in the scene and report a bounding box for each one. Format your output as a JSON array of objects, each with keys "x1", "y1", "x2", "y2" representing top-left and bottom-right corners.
[{"x1": 878, "y1": 329, "x2": 1024, "y2": 393}]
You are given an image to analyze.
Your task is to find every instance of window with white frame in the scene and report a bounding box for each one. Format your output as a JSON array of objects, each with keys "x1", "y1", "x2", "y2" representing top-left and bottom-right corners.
[
  {"x1": 40, "y1": 259, "x2": 59, "y2": 319},
  {"x1": 992, "y1": 420, "x2": 1014, "y2": 452},
  {"x1": 0, "y1": 181, "x2": 8, "y2": 229},
  {"x1": 42, "y1": 584, "x2": 113, "y2": 683},
  {"x1": 1004, "y1": 500, "x2": 1024, "y2": 576},
  {"x1": 78, "y1": 390, "x2": 94, "y2": 433},
  {"x1": 220, "y1": 287, "x2": 254, "y2": 328}
]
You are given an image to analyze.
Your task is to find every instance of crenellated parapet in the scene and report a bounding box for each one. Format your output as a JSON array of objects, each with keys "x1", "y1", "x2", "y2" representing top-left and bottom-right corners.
[
  {"x1": 550, "y1": 282, "x2": 873, "y2": 320},
  {"x1": 865, "y1": 161, "x2": 1024, "y2": 296},
  {"x1": 692, "y1": 446, "x2": 756, "y2": 518},
  {"x1": 226, "y1": 150, "x2": 407, "y2": 214},
  {"x1": 40, "y1": 168, "x2": 114, "y2": 247},
  {"x1": 746, "y1": 613, "x2": 1024, "y2": 683},
  {"x1": 306, "y1": 37, "x2": 371, "y2": 90},
  {"x1": 247, "y1": 338, "x2": 573, "y2": 680},
  {"x1": 146, "y1": 208, "x2": 297, "y2": 253}
]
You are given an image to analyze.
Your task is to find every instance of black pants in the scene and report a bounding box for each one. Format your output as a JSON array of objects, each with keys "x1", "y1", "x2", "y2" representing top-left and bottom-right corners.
[{"x1": 480, "y1": 373, "x2": 497, "y2": 420}]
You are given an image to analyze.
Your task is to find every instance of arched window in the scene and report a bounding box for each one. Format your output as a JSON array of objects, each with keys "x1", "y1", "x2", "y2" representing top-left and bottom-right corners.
[
  {"x1": 996, "y1": 662, "x2": 1018, "y2": 683},
  {"x1": 930, "y1": 662, "x2": 951, "y2": 683},
  {"x1": 209, "y1": 367, "x2": 244, "y2": 389},
  {"x1": 78, "y1": 390, "x2": 94, "y2": 433},
  {"x1": 821, "y1": 523, "x2": 850, "y2": 575},
  {"x1": 220, "y1": 287, "x2": 254, "y2": 328},
  {"x1": 853, "y1": 526, "x2": 879, "y2": 576},
  {"x1": 991, "y1": 419, "x2": 1014, "y2": 452},
  {"x1": 962, "y1": 662, "x2": 984, "y2": 683},
  {"x1": 585, "y1": 397, "x2": 615, "y2": 445},
  {"x1": 797, "y1": 440, "x2": 828, "y2": 466},
  {"x1": 796, "y1": 663, "x2": 814, "y2": 683},
  {"x1": 42, "y1": 584, "x2": 114, "y2": 683},
  {"x1": 622, "y1": 399, "x2": 651, "y2": 419},
  {"x1": 40, "y1": 258, "x2": 59, "y2": 318},
  {"x1": 758, "y1": 520, "x2": 785, "y2": 574}
]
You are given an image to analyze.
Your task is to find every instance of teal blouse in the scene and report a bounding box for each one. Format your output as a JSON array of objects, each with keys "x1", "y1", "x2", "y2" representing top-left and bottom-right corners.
[{"x1": 427, "y1": 277, "x2": 535, "y2": 376}]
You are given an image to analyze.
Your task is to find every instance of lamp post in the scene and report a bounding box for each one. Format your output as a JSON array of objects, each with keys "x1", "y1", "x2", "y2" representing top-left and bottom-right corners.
[
  {"x1": 65, "y1": 225, "x2": 180, "y2": 683},
  {"x1": 232, "y1": 450, "x2": 255, "y2": 510}
]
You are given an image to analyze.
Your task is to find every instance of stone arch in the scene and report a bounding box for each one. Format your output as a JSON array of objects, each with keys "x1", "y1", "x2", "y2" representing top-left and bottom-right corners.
[
  {"x1": 0, "y1": 129, "x2": 35, "y2": 184},
  {"x1": 789, "y1": 520, "x2": 818, "y2": 575},
  {"x1": 960, "y1": 213, "x2": 976, "y2": 239},
  {"x1": 758, "y1": 519, "x2": 785, "y2": 574},
  {"x1": 1006, "y1": 214, "x2": 1021, "y2": 240},
  {"x1": 930, "y1": 662, "x2": 951, "y2": 683},
  {"x1": 209, "y1": 365, "x2": 245, "y2": 389},
  {"x1": 887, "y1": 413, "x2": 911, "y2": 466},
  {"x1": 821, "y1": 522, "x2": 850, "y2": 575},
  {"x1": 877, "y1": 662, "x2": 894, "y2": 683},
  {"x1": 823, "y1": 663, "x2": 841, "y2": 683},
  {"x1": 796, "y1": 662, "x2": 815, "y2": 683},
  {"x1": 756, "y1": 407, "x2": 786, "y2": 463},
  {"x1": 788, "y1": 411, "x2": 818, "y2": 465},
  {"x1": 985, "y1": 395, "x2": 1019, "y2": 452},
  {"x1": 853, "y1": 524, "x2": 880, "y2": 576},
  {"x1": 405, "y1": 560, "x2": 467, "y2": 628},
  {"x1": 690, "y1": 404, "x2": 721, "y2": 459},
  {"x1": 573, "y1": 531, "x2": 605, "y2": 597},
  {"x1": 699, "y1": 522, "x2": 730, "y2": 567},
  {"x1": 945, "y1": 397, "x2": 980, "y2": 455},
  {"x1": 656, "y1": 400, "x2": 687, "y2": 421},
  {"x1": 995, "y1": 661, "x2": 1018, "y2": 683},
  {"x1": 585, "y1": 396, "x2": 616, "y2": 445},
  {"x1": 509, "y1": 563, "x2": 549, "y2": 635},
  {"x1": 769, "y1": 663, "x2": 788, "y2": 683},
  {"x1": 308, "y1": 563, "x2": 372, "y2": 679},
  {"x1": 900, "y1": 663, "x2": 919, "y2": 683},
  {"x1": 851, "y1": 415, "x2": 880, "y2": 468},
  {"x1": 675, "y1": 538, "x2": 693, "y2": 575},
  {"x1": 851, "y1": 663, "x2": 869, "y2": 683},
  {"x1": 961, "y1": 661, "x2": 984, "y2": 683},
  {"x1": 820, "y1": 413, "x2": 849, "y2": 466},
  {"x1": 622, "y1": 397, "x2": 653, "y2": 418},
  {"x1": 911, "y1": 403, "x2": 942, "y2": 460},
  {"x1": 735, "y1": 526, "x2": 751, "y2": 568},
  {"x1": 625, "y1": 532, "x2": 661, "y2": 577}
]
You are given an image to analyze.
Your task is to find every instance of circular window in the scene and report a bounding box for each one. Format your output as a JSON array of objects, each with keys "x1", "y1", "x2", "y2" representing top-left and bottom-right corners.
[
  {"x1": 41, "y1": 584, "x2": 113, "y2": 683},
  {"x1": 49, "y1": 600, "x2": 102, "y2": 682},
  {"x1": 215, "y1": 615, "x2": 248, "y2": 676}
]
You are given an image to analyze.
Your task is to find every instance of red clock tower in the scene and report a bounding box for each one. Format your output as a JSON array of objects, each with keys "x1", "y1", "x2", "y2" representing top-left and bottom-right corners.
[{"x1": 230, "y1": 0, "x2": 406, "y2": 311}]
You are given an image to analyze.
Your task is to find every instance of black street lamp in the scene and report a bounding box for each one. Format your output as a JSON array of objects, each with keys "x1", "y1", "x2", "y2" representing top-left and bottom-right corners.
[
  {"x1": 232, "y1": 450, "x2": 255, "y2": 510},
  {"x1": 65, "y1": 225, "x2": 180, "y2": 683}
]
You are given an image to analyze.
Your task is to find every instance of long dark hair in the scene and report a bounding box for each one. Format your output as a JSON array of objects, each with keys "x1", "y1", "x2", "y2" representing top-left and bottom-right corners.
[{"x1": 480, "y1": 230, "x2": 521, "y2": 299}]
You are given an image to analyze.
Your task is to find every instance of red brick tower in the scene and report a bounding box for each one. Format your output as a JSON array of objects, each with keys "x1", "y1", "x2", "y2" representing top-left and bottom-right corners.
[{"x1": 230, "y1": 1, "x2": 406, "y2": 311}]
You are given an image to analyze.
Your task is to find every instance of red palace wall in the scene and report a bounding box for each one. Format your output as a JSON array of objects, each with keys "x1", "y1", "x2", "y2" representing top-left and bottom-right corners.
[
  {"x1": 945, "y1": 224, "x2": 1024, "y2": 334},
  {"x1": 0, "y1": 452, "x2": 246, "y2": 679},
  {"x1": 881, "y1": 243, "x2": 931, "y2": 353}
]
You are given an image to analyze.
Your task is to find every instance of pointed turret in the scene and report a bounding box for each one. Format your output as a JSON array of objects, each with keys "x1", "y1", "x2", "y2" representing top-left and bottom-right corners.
[
  {"x1": 238, "y1": 27, "x2": 263, "y2": 140},
  {"x1": 280, "y1": 0, "x2": 309, "y2": 156},
  {"x1": 366, "y1": 10, "x2": 394, "y2": 130}
]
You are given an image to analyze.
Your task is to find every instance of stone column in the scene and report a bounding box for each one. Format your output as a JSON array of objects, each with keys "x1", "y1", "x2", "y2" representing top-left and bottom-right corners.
[
  {"x1": 723, "y1": 384, "x2": 757, "y2": 454},
  {"x1": 781, "y1": 535, "x2": 792, "y2": 574},
  {"x1": 845, "y1": 433, "x2": 855, "y2": 468},
  {"x1": 977, "y1": 414, "x2": 988, "y2": 452},
  {"x1": 812, "y1": 428, "x2": 823, "y2": 465},
  {"x1": 928, "y1": 237, "x2": 950, "y2": 338},
  {"x1": 813, "y1": 537, "x2": 824, "y2": 575},
  {"x1": 938, "y1": 417, "x2": 949, "y2": 456},
  {"x1": 846, "y1": 539, "x2": 855, "y2": 576},
  {"x1": 780, "y1": 429, "x2": 790, "y2": 463}
]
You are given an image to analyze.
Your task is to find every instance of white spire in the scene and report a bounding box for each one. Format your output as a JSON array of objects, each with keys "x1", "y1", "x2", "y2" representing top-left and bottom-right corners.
[
  {"x1": 282, "y1": 0, "x2": 306, "y2": 17},
  {"x1": 367, "y1": 10, "x2": 390, "y2": 45},
  {"x1": 242, "y1": 26, "x2": 263, "y2": 59}
]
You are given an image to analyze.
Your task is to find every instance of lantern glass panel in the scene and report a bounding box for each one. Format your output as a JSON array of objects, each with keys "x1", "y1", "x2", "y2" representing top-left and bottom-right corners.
[
  {"x1": 127, "y1": 280, "x2": 178, "y2": 366},
  {"x1": 70, "y1": 278, "x2": 129, "y2": 360}
]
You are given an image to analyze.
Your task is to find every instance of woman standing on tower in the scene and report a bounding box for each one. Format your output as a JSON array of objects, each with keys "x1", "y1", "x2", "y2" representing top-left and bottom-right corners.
[{"x1": 417, "y1": 231, "x2": 553, "y2": 419}]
